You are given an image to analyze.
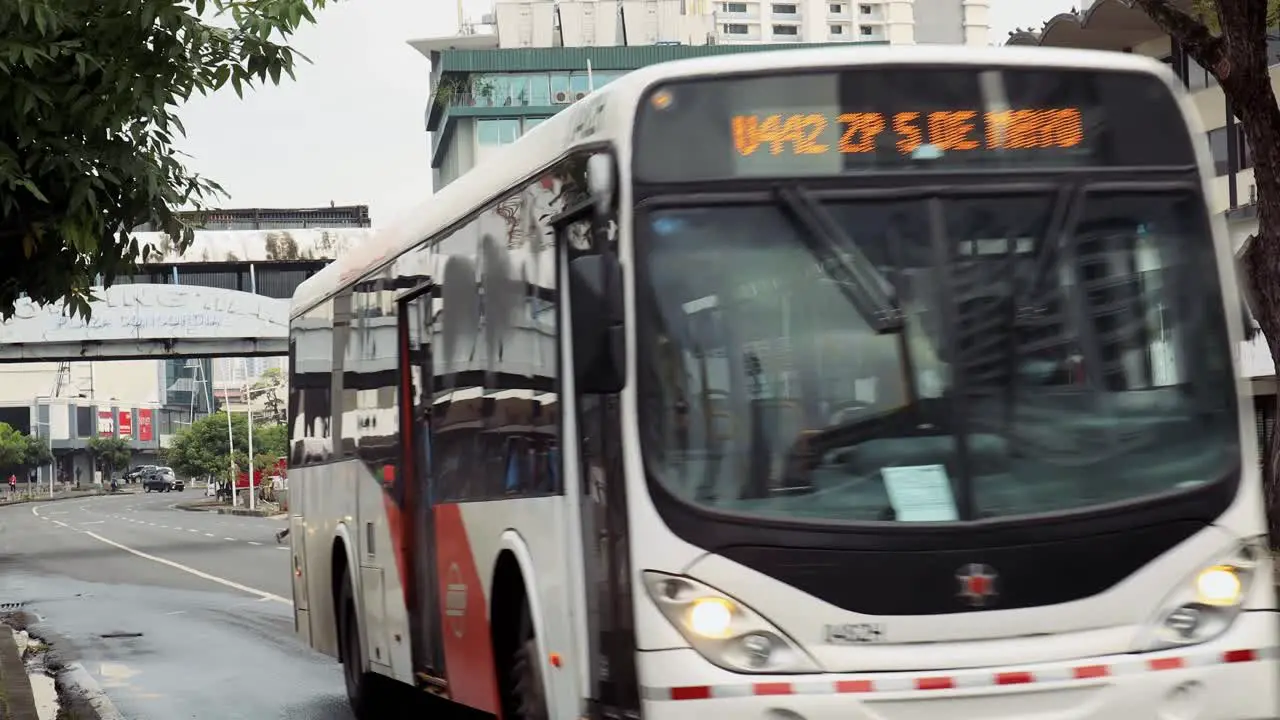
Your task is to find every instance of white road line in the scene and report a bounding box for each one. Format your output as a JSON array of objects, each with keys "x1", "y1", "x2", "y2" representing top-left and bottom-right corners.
[
  {"x1": 204, "y1": 533, "x2": 214, "y2": 537},
  {"x1": 247, "y1": 541, "x2": 262, "y2": 546},
  {"x1": 31, "y1": 504, "x2": 291, "y2": 606},
  {"x1": 223, "y1": 537, "x2": 236, "y2": 542}
]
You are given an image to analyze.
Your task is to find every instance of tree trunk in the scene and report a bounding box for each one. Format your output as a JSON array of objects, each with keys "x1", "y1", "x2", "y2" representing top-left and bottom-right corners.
[{"x1": 1231, "y1": 34, "x2": 1280, "y2": 546}]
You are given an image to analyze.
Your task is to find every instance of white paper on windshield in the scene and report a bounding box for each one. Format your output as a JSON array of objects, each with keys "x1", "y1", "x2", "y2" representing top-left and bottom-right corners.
[
  {"x1": 854, "y1": 377, "x2": 877, "y2": 404},
  {"x1": 881, "y1": 464, "x2": 959, "y2": 522}
]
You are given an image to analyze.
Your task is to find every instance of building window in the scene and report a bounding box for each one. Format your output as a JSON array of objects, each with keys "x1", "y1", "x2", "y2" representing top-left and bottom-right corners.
[
  {"x1": 830, "y1": 3, "x2": 843, "y2": 12},
  {"x1": 860, "y1": 25, "x2": 873, "y2": 34},
  {"x1": 722, "y1": 1, "x2": 747, "y2": 11},
  {"x1": 477, "y1": 119, "x2": 521, "y2": 146},
  {"x1": 524, "y1": 117, "x2": 549, "y2": 133},
  {"x1": 772, "y1": 3, "x2": 798, "y2": 13},
  {"x1": 1238, "y1": 124, "x2": 1254, "y2": 172},
  {"x1": 1186, "y1": 58, "x2": 1214, "y2": 91},
  {"x1": 773, "y1": 23, "x2": 799, "y2": 35},
  {"x1": 722, "y1": 23, "x2": 749, "y2": 34},
  {"x1": 860, "y1": 4, "x2": 872, "y2": 14},
  {"x1": 1207, "y1": 125, "x2": 1249, "y2": 177},
  {"x1": 830, "y1": 24, "x2": 844, "y2": 33}
]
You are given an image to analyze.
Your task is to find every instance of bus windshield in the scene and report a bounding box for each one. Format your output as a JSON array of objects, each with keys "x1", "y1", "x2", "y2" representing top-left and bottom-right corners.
[{"x1": 634, "y1": 187, "x2": 1240, "y2": 524}]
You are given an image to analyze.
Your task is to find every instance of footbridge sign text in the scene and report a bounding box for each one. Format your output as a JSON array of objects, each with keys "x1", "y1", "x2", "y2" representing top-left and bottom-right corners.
[{"x1": 0, "y1": 284, "x2": 289, "y2": 361}]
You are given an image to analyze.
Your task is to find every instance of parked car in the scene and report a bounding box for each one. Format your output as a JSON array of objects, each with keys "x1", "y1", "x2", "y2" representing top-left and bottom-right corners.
[{"x1": 124, "y1": 465, "x2": 156, "y2": 483}]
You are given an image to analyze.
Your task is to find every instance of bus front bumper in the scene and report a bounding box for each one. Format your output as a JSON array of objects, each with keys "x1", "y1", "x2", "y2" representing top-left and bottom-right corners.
[{"x1": 637, "y1": 612, "x2": 1279, "y2": 720}]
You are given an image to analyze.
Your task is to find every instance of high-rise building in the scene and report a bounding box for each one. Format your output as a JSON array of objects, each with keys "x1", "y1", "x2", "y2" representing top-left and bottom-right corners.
[
  {"x1": 413, "y1": 0, "x2": 990, "y2": 191},
  {"x1": 453, "y1": 0, "x2": 988, "y2": 49}
]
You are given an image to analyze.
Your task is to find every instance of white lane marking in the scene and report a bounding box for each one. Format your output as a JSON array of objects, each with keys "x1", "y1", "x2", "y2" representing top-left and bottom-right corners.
[
  {"x1": 276, "y1": 546, "x2": 288, "y2": 551},
  {"x1": 81, "y1": 521, "x2": 104, "y2": 525},
  {"x1": 31, "y1": 504, "x2": 291, "y2": 606},
  {"x1": 223, "y1": 537, "x2": 236, "y2": 542},
  {"x1": 187, "y1": 529, "x2": 198, "y2": 533},
  {"x1": 204, "y1": 533, "x2": 215, "y2": 537},
  {"x1": 247, "y1": 541, "x2": 262, "y2": 546}
]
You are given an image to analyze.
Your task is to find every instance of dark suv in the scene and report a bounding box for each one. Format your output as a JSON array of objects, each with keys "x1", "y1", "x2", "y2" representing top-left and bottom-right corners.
[{"x1": 143, "y1": 467, "x2": 183, "y2": 492}]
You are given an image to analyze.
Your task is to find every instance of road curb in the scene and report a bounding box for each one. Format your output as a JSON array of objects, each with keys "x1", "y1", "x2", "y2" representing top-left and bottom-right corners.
[
  {"x1": 0, "y1": 491, "x2": 110, "y2": 509},
  {"x1": 56, "y1": 662, "x2": 125, "y2": 720},
  {"x1": 0, "y1": 624, "x2": 38, "y2": 720},
  {"x1": 175, "y1": 501, "x2": 223, "y2": 512},
  {"x1": 215, "y1": 507, "x2": 275, "y2": 517}
]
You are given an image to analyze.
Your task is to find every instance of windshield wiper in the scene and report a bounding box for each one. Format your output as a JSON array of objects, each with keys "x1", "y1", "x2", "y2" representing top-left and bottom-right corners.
[{"x1": 773, "y1": 184, "x2": 904, "y2": 334}]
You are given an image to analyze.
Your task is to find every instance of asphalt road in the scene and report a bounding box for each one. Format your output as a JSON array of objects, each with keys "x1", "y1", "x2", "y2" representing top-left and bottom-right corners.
[{"x1": 0, "y1": 490, "x2": 356, "y2": 720}]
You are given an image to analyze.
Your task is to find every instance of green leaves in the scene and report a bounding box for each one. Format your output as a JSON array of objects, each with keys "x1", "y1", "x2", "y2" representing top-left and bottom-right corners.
[
  {"x1": 0, "y1": 422, "x2": 55, "y2": 469},
  {"x1": 86, "y1": 436, "x2": 133, "y2": 473},
  {"x1": 167, "y1": 411, "x2": 286, "y2": 481},
  {"x1": 0, "y1": 0, "x2": 333, "y2": 320}
]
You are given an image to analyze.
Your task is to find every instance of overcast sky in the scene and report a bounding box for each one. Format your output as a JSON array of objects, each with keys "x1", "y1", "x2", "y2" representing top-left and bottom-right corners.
[{"x1": 174, "y1": 0, "x2": 1077, "y2": 228}]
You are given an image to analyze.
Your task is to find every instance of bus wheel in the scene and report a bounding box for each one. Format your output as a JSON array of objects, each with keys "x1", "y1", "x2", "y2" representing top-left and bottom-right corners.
[
  {"x1": 337, "y1": 571, "x2": 378, "y2": 719},
  {"x1": 511, "y1": 603, "x2": 548, "y2": 720}
]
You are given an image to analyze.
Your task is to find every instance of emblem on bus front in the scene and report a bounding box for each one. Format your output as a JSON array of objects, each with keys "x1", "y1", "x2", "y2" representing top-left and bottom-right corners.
[{"x1": 956, "y1": 563, "x2": 998, "y2": 607}]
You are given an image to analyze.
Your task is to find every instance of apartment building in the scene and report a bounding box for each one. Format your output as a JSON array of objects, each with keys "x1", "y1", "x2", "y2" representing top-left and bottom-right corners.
[
  {"x1": 715, "y1": 0, "x2": 987, "y2": 46},
  {"x1": 445, "y1": 0, "x2": 988, "y2": 50},
  {"x1": 1007, "y1": 0, "x2": 1280, "y2": 446}
]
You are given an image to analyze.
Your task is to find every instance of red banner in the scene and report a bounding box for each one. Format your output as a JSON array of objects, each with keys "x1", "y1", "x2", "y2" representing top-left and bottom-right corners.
[
  {"x1": 118, "y1": 411, "x2": 133, "y2": 439},
  {"x1": 97, "y1": 411, "x2": 114, "y2": 438},
  {"x1": 138, "y1": 409, "x2": 153, "y2": 442}
]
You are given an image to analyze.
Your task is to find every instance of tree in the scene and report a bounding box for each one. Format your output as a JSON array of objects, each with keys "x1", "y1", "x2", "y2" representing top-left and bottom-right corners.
[
  {"x1": 167, "y1": 411, "x2": 286, "y2": 483},
  {"x1": 0, "y1": 0, "x2": 333, "y2": 319},
  {"x1": 86, "y1": 436, "x2": 131, "y2": 482},
  {"x1": 22, "y1": 434, "x2": 53, "y2": 474},
  {"x1": 1125, "y1": 0, "x2": 1280, "y2": 539},
  {"x1": 253, "y1": 366, "x2": 286, "y2": 425},
  {"x1": 0, "y1": 423, "x2": 28, "y2": 474}
]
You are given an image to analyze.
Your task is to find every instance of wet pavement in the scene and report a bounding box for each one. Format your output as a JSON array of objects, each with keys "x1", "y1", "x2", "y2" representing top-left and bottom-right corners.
[{"x1": 0, "y1": 492, "x2": 355, "y2": 719}]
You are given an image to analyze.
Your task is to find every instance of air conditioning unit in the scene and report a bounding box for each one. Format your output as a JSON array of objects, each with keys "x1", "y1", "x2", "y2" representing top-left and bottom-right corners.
[
  {"x1": 574, "y1": 91, "x2": 588, "y2": 100},
  {"x1": 554, "y1": 91, "x2": 570, "y2": 103}
]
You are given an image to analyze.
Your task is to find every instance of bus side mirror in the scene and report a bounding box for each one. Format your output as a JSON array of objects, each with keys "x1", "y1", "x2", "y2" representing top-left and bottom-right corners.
[{"x1": 570, "y1": 253, "x2": 625, "y2": 394}]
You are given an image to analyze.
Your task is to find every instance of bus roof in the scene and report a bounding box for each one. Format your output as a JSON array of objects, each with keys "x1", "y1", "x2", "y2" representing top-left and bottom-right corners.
[{"x1": 290, "y1": 45, "x2": 1174, "y2": 318}]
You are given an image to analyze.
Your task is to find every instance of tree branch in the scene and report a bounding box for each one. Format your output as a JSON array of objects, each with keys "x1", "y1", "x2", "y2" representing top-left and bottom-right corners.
[{"x1": 1129, "y1": 0, "x2": 1228, "y2": 78}]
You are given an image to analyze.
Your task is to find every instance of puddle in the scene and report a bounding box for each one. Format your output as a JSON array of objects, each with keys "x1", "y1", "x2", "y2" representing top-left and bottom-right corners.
[{"x1": 13, "y1": 629, "x2": 61, "y2": 720}]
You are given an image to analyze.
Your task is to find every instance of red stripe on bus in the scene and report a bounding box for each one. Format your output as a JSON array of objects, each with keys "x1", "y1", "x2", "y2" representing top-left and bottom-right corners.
[
  {"x1": 915, "y1": 676, "x2": 954, "y2": 690},
  {"x1": 1148, "y1": 657, "x2": 1184, "y2": 671},
  {"x1": 670, "y1": 686, "x2": 712, "y2": 700},
  {"x1": 835, "y1": 679, "x2": 873, "y2": 693},
  {"x1": 1223, "y1": 649, "x2": 1256, "y2": 663},
  {"x1": 434, "y1": 503, "x2": 503, "y2": 716}
]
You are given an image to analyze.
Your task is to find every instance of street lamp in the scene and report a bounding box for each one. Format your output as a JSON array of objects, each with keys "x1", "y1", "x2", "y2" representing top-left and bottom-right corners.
[
  {"x1": 240, "y1": 383, "x2": 276, "y2": 512},
  {"x1": 32, "y1": 396, "x2": 56, "y2": 500}
]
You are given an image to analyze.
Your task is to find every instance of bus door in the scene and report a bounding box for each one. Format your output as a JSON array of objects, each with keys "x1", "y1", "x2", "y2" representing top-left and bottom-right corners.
[{"x1": 399, "y1": 285, "x2": 447, "y2": 690}]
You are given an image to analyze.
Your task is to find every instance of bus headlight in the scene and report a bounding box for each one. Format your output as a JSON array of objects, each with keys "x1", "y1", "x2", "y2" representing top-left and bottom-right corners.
[
  {"x1": 1139, "y1": 536, "x2": 1265, "y2": 652},
  {"x1": 643, "y1": 571, "x2": 820, "y2": 673}
]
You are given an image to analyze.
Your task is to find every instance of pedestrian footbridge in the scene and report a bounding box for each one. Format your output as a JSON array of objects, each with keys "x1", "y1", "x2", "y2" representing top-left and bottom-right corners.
[{"x1": 0, "y1": 284, "x2": 288, "y2": 362}]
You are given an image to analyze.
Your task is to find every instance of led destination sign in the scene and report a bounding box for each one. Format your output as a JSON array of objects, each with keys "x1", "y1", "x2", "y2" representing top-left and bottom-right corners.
[
  {"x1": 634, "y1": 66, "x2": 1195, "y2": 182},
  {"x1": 730, "y1": 108, "x2": 1084, "y2": 159}
]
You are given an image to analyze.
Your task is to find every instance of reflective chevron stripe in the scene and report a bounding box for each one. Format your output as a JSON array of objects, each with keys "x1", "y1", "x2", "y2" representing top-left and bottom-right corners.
[{"x1": 640, "y1": 647, "x2": 1277, "y2": 701}]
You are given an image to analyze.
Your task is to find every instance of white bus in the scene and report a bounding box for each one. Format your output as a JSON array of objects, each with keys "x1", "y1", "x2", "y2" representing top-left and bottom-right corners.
[{"x1": 286, "y1": 44, "x2": 1279, "y2": 720}]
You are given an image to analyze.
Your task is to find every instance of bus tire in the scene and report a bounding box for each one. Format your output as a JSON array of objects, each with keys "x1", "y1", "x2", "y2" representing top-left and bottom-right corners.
[
  {"x1": 510, "y1": 601, "x2": 548, "y2": 720},
  {"x1": 337, "y1": 570, "x2": 379, "y2": 719}
]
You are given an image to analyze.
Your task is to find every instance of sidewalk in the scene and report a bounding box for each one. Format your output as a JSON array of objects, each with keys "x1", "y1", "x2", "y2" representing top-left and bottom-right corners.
[
  {"x1": 0, "y1": 488, "x2": 121, "y2": 509},
  {"x1": 0, "y1": 624, "x2": 38, "y2": 720}
]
